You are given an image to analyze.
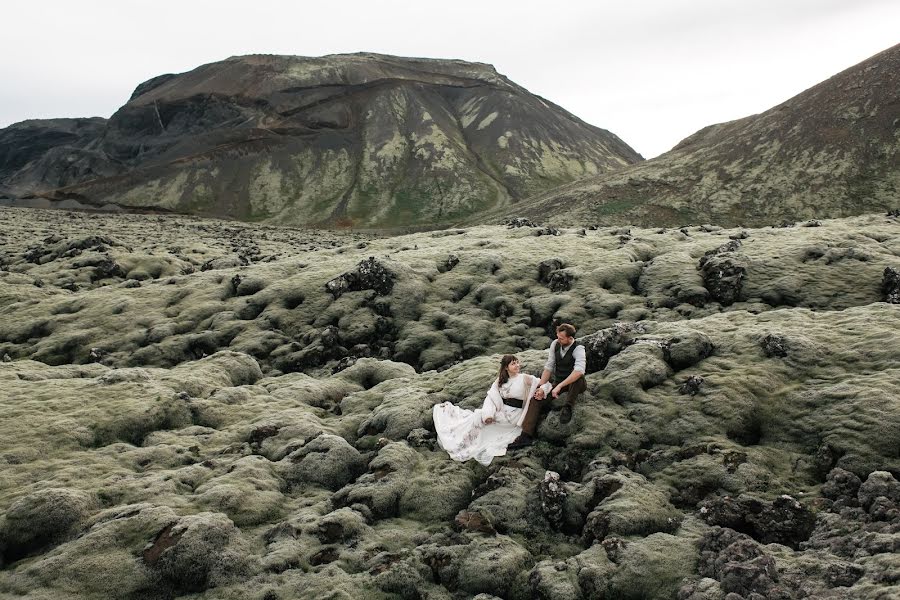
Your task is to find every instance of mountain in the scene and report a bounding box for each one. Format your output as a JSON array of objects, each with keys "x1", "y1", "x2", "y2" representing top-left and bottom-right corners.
[
  {"x1": 0, "y1": 118, "x2": 113, "y2": 197},
  {"x1": 0, "y1": 53, "x2": 642, "y2": 228},
  {"x1": 493, "y1": 43, "x2": 900, "y2": 227}
]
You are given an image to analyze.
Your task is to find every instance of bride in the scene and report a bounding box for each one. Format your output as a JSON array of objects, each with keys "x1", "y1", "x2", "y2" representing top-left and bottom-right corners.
[{"x1": 433, "y1": 355, "x2": 550, "y2": 465}]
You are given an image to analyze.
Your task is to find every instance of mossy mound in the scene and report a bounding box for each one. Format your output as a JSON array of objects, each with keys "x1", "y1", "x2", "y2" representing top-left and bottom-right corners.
[{"x1": 0, "y1": 208, "x2": 898, "y2": 598}]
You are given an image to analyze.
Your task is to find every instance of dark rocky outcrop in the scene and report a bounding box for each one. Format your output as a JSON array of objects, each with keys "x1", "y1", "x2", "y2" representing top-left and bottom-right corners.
[
  {"x1": 326, "y1": 257, "x2": 395, "y2": 299},
  {"x1": 699, "y1": 248, "x2": 746, "y2": 306},
  {"x1": 678, "y1": 375, "x2": 704, "y2": 396},
  {"x1": 882, "y1": 266, "x2": 900, "y2": 303},
  {"x1": 699, "y1": 494, "x2": 815, "y2": 548},
  {"x1": 579, "y1": 322, "x2": 644, "y2": 374}
]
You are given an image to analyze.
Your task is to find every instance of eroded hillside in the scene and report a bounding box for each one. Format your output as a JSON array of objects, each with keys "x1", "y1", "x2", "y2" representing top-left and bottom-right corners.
[
  {"x1": 0, "y1": 53, "x2": 641, "y2": 228},
  {"x1": 491, "y1": 43, "x2": 900, "y2": 228}
]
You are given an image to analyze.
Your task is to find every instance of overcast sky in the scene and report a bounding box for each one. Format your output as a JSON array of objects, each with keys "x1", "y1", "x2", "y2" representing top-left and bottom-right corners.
[{"x1": 2, "y1": 0, "x2": 898, "y2": 158}]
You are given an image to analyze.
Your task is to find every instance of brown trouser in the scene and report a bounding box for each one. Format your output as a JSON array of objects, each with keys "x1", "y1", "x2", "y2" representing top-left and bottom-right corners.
[{"x1": 520, "y1": 376, "x2": 586, "y2": 435}]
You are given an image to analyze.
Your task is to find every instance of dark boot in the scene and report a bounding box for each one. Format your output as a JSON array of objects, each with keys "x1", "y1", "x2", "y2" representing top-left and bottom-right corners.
[{"x1": 508, "y1": 433, "x2": 534, "y2": 448}]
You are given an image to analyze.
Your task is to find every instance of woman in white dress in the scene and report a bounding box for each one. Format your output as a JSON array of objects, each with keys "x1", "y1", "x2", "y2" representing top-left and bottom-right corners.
[{"x1": 433, "y1": 355, "x2": 551, "y2": 465}]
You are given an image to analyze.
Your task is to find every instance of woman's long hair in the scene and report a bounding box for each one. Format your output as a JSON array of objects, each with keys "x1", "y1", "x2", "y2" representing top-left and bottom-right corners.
[{"x1": 498, "y1": 355, "x2": 518, "y2": 387}]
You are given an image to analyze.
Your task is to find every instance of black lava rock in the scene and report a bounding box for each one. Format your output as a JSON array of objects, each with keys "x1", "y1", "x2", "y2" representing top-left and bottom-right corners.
[
  {"x1": 882, "y1": 266, "x2": 900, "y2": 303},
  {"x1": 760, "y1": 334, "x2": 789, "y2": 358},
  {"x1": 678, "y1": 375, "x2": 704, "y2": 396},
  {"x1": 326, "y1": 257, "x2": 395, "y2": 299}
]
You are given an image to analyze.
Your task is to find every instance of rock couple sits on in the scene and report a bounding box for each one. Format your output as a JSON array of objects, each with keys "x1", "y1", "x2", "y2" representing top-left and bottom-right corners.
[{"x1": 432, "y1": 323, "x2": 586, "y2": 465}]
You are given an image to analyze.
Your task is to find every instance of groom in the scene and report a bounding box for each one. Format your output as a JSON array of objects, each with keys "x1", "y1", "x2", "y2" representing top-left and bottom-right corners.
[{"x1": 511, "y1": 323, "x2": 586, "y2": 447}]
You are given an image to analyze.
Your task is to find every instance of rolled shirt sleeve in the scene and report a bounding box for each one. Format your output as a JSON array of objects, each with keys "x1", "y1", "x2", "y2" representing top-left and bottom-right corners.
[
  {"x1": 573, "y1": 344, "x2": 586, "y2": 374},
  {"x1": 543, "y1": 340, "x2": 557, "y2": 373}
]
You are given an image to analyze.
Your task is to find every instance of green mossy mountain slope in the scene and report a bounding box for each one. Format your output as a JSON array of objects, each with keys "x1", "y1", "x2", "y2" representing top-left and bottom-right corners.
[
  {"x1": 0, "y1": 54, "x2": 641, "y2": 229},
  {"x1": 487, "y1": 43, "x2": 900, "y2": 229}
]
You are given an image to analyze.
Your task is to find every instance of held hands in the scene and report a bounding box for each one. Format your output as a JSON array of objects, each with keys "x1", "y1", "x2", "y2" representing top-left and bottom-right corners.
[
  {"x1": 533, "y1": 388, "x2": 545, "y2": 401},
  {"x1": 484, "y1": 417, "x2": 495, "y2": 425}
]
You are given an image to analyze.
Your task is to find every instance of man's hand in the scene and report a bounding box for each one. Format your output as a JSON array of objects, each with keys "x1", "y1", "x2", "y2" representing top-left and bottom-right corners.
[
  {"x1": 534, "y1": 388, "x2": 545, "y2": 400},
  {"x1": 552, "y1": 386, "x2": 562, "y2": 399}
]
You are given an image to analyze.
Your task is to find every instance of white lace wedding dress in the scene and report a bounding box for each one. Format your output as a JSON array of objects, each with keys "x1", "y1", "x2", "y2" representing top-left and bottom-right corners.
[{"x1": 433, "y1": 373, "x2": 550, "y2": 465}]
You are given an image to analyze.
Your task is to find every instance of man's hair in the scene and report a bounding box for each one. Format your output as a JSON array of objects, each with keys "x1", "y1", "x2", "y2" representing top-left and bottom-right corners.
[{"x1": 556, "y1": 323, "x2": 576, "y2": 337}]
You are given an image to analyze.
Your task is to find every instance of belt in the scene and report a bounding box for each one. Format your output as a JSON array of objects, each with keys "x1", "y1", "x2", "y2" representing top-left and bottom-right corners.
[{"x1": 503, "y1": 398, "x2": 523, "y2": 409}]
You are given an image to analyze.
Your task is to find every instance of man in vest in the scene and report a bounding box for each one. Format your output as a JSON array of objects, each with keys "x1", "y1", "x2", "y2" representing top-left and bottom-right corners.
[{"x1": 511, "y1": 323, "x2": 586, "y2": 447}]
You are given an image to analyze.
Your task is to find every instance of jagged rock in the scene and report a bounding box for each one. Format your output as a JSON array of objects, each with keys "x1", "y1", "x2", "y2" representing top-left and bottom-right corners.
[
  {"x1": 760, "y1": 334, "x2": 789, "y2": 358},
  {"x1": 326, "y1": 257, "x2": 395, "y2": 299},
  {"x1": 677, "y1": 578, "x2": 727, "y2": 600},
  {"x1": 537, "y1": 258, "x2": 565, "y2": 283},
  {"x1": 438, "y1": 254, "x2": 460, "y2": 273},
  {"x1": 505, "y1": 217, "x2": 537, "y2": 228},
  {"x1": 720, "y1": 554, "x2": 778, "y2": 596},
  {"x1": 247, "y1": 424, "x2": 280, "y2": 448},
  {"x1": 679, "y1": 375, "x2": 705, "y2": 395},
  {"x1": 331, "y1": 356, "x2": 359, "y2": 373},
  {"x1": 539, "y1": 471, "x2": 566, "y2": 529},
  {"x1": 454, "y1": 510, "x2": 495, "y2": 534},
  {"x1": 695, "y1": 528, "x2": 781, "y2": 597},
  {"x1": 700, "y1": 257, "x2": 746, "y2": 306},
  {"x1": 698, "y1": 240, "x2": 742, "y2": 268},
  {"x1": 82, "y1": 255, "x2": 126, "y2": 282},
  {"x1": 580, "y1": 322, "x2": 643, "y2": 374},
  {"x1": 600, "y1": 537, "x2": 627, "y2": 563},
  {"x1": 535, "y1": 227, "x2": 561, "y2": 236},
  {"x1": 547, "y1": 269, "x2": 575, "y2": 292},
  {"x1": 697, "y1": 528, "x2": 761, "y2": 579},
  {"x1": 821, "y1": 468, "x2": 862, "y2": 505},
  {"x1": 857, "y1": 470, "x2": 900, "y2": 511},
  {"x1": 882, "y1": 266, "x2": 900, "y2": 303},
  {"x1": 824, "y1": 562, "x2": 865, "y2": 588},
  {"x1": 699, "y1": 495, "x2": 815, "y2": 548}
]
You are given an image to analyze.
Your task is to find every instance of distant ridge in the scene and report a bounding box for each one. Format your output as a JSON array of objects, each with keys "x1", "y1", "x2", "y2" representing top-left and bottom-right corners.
[
  {"x1": 0, "y1": 53, "x2": 642, "y2": 228},
  {"x1": 491, "y1": 43, "x2": 900, "y2": 227}
]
